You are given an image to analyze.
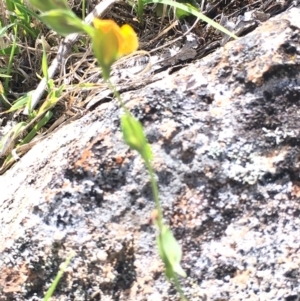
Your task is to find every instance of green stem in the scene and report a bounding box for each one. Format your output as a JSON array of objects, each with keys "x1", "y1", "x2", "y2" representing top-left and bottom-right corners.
[
  {"x1": 107, "y1": 80, "x2": 127, "y2": 113},
  {"x1": 107, "y1": 80, "x2": 163, "y2": 230},
  {"x1": 43, "y1": 252, "x2": 74, "y2": 301},
  {"x1": 174, "y1": 275, "x2": 188, "y2": 301},
  {"x1": 144, "y1": 159, "x2": 163, "y2": 230},
  {"x1": 137, "y1": 0, "x2": 144, "y2": 26},
  {"x1": 107, "y1": 80, "x2": 187, "y2": 301},
  {"x1": 82, "y1": 0, "x2": 86, "y2": 20}
]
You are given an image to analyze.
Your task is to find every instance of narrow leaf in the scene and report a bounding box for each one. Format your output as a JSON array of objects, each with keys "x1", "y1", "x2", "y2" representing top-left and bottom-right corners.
[
  {"x1": 2, "y1": 91, "x2": 33, "y2": 113},
  {"x1": 20, "y1": 111, "x2": 53, "y2": 145},
  {"x1": 43, "y1": 252, "x2": 74, "y2": 301},
  {"x1": 121, "y1": 113, "x2": 152, "y2": 161},
  {"x1": 29, "y1": 0, "x2": 69, "y2": 12},
  {"x1": 0, "y1": 23, "x2": 15, "y2": 39},
  {"x1": 157, "y1": 225, "x2": 186, "y2": 279},
  {"x1": 41, "y1": 36, "x2": 49, "y2": 82},
  {"x1": 40, "y1": 10, "x2": 86, "y2": 36}
]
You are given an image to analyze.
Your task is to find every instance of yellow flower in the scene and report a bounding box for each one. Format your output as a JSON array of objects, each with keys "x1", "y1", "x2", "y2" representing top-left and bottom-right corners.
[{"x1": 92, "y1": 19, "x2": 138, "y2": 80}]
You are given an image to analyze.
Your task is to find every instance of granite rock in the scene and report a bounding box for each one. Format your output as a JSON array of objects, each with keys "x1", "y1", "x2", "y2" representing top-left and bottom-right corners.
[{"x1": 1, "y1": 8, "x2": 300, "y2": 301}]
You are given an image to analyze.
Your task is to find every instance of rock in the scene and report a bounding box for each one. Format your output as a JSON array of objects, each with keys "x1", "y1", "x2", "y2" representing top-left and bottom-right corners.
[{"x1": 1, "y1": 7, "x2": 300, "y2": 301}]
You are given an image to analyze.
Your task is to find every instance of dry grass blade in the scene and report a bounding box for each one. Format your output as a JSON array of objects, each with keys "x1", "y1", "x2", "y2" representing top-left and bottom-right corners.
[
  {"x1": 24, "y1": 0, "x2": 121, "y2": 114},
  {"x1": 0, "y1": 1, "x2": 6, "y2": 26}
]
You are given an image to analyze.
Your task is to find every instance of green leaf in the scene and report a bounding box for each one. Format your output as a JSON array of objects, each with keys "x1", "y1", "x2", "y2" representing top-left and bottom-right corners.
[
  {"x1": 0, "y1": 81, "x2": 11, "y2": 108},
  {"x1": 176, "y1": 3, "x2": 197, "y2": 19},
  {"x1": 29, "y1": 0, "x2": 69, "y2": 12},
  {"x1": 40, "y1": 9, "x2": 86, "y2": 36},
  {"x1": 3, "y1": 91, "x2": 33, "y2": 113},
  {"x1": 15, "y1": 2, "x2": 43, "y2": 23},
  {"x1": 121, "y1": 113, "x2": 152, "y2": 162},
  {"x1": 0, "y1": 73, "x2": 11, "y2": 78},
  {"x1": 154, "y1": 3, "x2": 165, "y2": 17},
  {"x1": 157, "y1": 225, "x2": 186, "y2": 280},
  {"x1": 37, "y1": 89, "x2": 62, "y2": 115},
  {"x1": 0, "y1": 45, "x2": 20, "y2": 56}
]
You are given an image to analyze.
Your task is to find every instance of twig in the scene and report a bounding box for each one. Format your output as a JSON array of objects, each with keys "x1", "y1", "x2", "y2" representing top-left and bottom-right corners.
[{"x1": 23, "y1": 0, "x2": 120, "y2": 115}]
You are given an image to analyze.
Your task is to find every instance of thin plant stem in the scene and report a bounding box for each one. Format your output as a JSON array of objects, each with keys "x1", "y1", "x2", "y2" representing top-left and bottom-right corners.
[
  {"x1": 137, "y1": 0, "x2": 144, "y2": 26},
  {"x1": 144, "y1": 159, "x2": 163, "y2": 230},
  {"x1": 107, "y1": 80, "x2": 163, "y2": 230},
  {"x1": 174, "y1": 276, "x2": 188, "y2": 301},
  {"x1": 82, "y1": 0, "x2": 86, "y2": 20}
]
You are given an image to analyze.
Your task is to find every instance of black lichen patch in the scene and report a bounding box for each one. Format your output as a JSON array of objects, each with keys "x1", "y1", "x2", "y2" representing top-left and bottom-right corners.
[
  {"x1": 213, "y1": 263, "x2": 238, "y2": 280},
  {"x1": 262, "y1": 65, "x2": 300, "y2": 87},
  {"x1": 237, "y1": 68, "x2": 300, "y2": 148}
]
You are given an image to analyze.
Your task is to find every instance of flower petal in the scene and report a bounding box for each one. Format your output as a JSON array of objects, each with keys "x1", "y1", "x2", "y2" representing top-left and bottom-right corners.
[{"x1": 119, "y1": 24, "x2": 139, "y2": 56}]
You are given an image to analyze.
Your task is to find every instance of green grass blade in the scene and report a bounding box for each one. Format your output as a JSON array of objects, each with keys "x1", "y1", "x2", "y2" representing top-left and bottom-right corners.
[
  {"x1": 43, "y1": 253, "x2": 74, "y2": 301},
  {"x1": 20, "y1": 111, "x2": 53, "y2": 145},
  {"x1": 0, "y1": 23, "x2": 15, "y2": 39},
  {"x1": 4, "y1": 91, "x2": 33, "y2": 113},
  {"x1": 15, "y1": 2, "x2": 43, "y2": 22},
  {"x1": 144, "y1": 0, "x2": 238, "y2": 40},
  {"x1": 4, "y1": 23, "x2": 18, "y2": 91},
  {"x1": 0, "y1": 72, "x2": 12, "y2": 77},
  {"x1": 137, "y1": 0, "x2": 144, "y2": 26},
  {"x1": 41, "y1": 37, "x2": 49, "y2": 83}
]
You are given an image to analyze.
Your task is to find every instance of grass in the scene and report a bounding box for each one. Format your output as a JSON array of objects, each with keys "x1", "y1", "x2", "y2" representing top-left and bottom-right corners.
[{"x1": 0, "y1": 0, "x2": 239, "y2": 299}]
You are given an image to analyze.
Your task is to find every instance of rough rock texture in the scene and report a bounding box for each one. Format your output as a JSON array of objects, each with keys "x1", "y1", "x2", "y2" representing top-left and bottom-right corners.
[{"x1": 1, "y1": 7, "x2": 300, "y2": 301}]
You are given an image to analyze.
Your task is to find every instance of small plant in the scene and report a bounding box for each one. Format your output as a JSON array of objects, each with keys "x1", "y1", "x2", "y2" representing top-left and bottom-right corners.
[{"x1": 27, "y1": 0, "x2": 191, "y2": 299}]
